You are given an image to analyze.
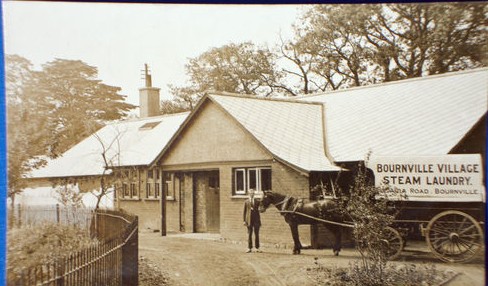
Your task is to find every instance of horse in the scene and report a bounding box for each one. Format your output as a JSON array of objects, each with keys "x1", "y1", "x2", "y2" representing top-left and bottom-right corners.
[{"x1": 259, "y1": 191, "x2": 346, "y2": 255}]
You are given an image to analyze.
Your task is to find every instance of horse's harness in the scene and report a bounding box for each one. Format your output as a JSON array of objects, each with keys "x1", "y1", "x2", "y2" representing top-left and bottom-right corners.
[
  {"x1": 268, "y1": 194, "x2": 354, "y2": 228},
  {"x1": 272, "y1": 195, "x2": 302, "y2": 215}
]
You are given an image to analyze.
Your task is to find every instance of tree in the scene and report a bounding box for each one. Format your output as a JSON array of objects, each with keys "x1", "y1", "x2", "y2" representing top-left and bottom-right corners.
[
  {"x1": 281, "y1": 3, "x2": 487, "y2": 92},
  {"x1": 29, "y1": 59, "x2": 136, "y2": 157},
  {"x1": 167, "y1": 42, "x2": 284, "y2": 111},
  {"x1": 5, "y1": 55, "x2": 136, "y2": 203},
  {"x1": 6, "y1": 55, "x2": 49, "y2": 204}
]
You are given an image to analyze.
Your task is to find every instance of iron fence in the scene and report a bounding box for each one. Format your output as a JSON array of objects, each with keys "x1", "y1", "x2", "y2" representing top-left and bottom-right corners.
[{"x1": 7, "y1": 209, "x2": 138, "y2": 286}]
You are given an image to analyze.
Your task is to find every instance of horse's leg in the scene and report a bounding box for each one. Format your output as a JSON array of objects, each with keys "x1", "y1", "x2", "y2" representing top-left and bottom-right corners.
[{"x1": 289, "y1": 223, "x2": 302, "y2": 254}]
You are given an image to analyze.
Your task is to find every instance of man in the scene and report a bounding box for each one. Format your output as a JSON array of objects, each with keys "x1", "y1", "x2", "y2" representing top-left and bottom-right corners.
[{"x1": 243, "y1": 189, "x2": 262, "y2": 253}]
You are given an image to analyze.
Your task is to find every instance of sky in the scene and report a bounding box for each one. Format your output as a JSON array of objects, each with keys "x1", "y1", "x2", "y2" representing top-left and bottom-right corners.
[{"x1": 2, "y1": 1, "x2": 303, "y2": 106}]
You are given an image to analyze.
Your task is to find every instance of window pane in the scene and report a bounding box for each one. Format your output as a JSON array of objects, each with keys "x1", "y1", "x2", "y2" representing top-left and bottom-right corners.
[
  {"x1": 248, "y1": 169, "x2": 257, "y2": 191},
  {"x1": 235, "y1": 169, "x2": 245, "y2": 193},
  {"x1": 260, "y1": 169, "x2": 272, "y2": 191},
  {"x1": 123, "y1": 184, "x2": 129, "y2": 197},
  {"x1": 155, "y1": 183, "x2": 160, "y2": 198},
  {"x1": 130, "y1": 183, "x2": 137, "y2": 198},
  {"x1": 146, "y1": 183, "x2": 152, "y2": 197}
]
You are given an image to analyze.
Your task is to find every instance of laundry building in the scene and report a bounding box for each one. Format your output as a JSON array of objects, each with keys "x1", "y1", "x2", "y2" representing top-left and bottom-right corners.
[{"x1": 27, "y1": 68, "x2": 487, "y2": 248}]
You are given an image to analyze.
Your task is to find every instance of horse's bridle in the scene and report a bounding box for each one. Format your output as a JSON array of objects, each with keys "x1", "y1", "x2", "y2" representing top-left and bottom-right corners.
[{"x1": 263, "y1": 194, "x2": 290, "y2": 211}]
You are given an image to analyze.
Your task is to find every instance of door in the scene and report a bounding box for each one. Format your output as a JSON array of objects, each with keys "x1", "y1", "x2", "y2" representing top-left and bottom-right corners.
[
  {"x1": 193, "y1": 170, "x2": 220, "y2": 233},
  {"x1": 206, "y1": 171, "x2": 220, "y2": 233}
]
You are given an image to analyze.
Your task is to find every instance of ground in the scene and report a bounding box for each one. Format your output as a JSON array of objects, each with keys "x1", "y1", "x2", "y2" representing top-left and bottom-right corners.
[{"x1": 138, "y1": 231, "x2": 485, "y2": 286}]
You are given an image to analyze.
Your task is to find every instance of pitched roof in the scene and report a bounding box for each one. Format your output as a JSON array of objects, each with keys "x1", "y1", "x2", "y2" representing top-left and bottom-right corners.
[
  {"x1": 29, "y1": 112, "x2": 190, "y2": 178},
  {"x1": 299, "y1": 68, "x2": 488, "y2": 162},
  {"x1": 208, "y1": 94, "x2": 341, "y2": 172}
]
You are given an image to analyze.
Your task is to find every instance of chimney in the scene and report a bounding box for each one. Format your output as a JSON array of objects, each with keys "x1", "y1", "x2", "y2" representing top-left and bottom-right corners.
[{"x1": 139, "y1": 63, "x2": 161, "y2": 118}]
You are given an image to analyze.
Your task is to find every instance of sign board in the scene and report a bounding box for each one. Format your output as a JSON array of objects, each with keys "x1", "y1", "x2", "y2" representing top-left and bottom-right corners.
[{"x1": 367, "y1": 154, "x2": 485, "y2": 202}]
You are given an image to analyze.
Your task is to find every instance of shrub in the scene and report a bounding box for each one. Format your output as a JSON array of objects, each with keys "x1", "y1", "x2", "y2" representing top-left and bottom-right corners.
[
  {"x1": 7, "y1": 222, "x2": 97, "y2": 281},
  {"x1": 307, "y1": 258, "x2": 453, "y2": 286}
]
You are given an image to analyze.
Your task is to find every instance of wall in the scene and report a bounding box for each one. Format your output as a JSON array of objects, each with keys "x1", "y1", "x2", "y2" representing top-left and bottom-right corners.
[
  {"x1": 162, "y1": 100, "x2": 272, "y2": 166},
  {"x1": 160, "y1": 99, "x2": 314, "y2": 247}
]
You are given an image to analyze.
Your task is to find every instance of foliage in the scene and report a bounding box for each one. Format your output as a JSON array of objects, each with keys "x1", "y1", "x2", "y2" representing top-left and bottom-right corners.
[
  {"x1": 6, "y1": 55, "x2": 49, "y2": 202},
  {"x1": 280, "y1": 3, "x2": 487, "y2": 94},
  {"x1": 327, "y1": 159, "x2": 404, "y2": 285},
  {"x1": 31, "y1": 58, "x2": 136, "y2": 157},
  {"x1": 166, "y1": 42, "x2": 284, "y2": 111},
  {"x1": 5, "y1": 55, "x2": 136, "y2": 202},
  {"x1": 307, "y1": 258, "x2": 454, "y2": 286},
  {"x1": 54, "y1": 183, "x2": 85, "y2": 208},
  {"x1": 7, "y1": 223, "x2": 96, "y2": 279}
]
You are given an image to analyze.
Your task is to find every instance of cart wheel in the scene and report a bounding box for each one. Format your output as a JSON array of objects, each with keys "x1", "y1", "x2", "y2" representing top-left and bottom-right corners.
[
  {"x1": 380, "y1": 226, "x2": 403, "y2": 261},
  {"x1": 426, "y1": 210, "x2": 484, "y2": 263}
]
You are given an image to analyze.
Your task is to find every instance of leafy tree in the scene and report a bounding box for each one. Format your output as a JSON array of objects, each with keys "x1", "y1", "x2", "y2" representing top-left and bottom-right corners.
[
  {"x1": 6, "y1": 55, "x2": 48, "y2": 204},
  {"x1": 160, "y1": 99, "x2": 189, "y2": 115},
  {"x1": 5, "y1": 55, "x2": 136, "y2": 203},
  {"x1": 282, "y1": 3, "x2": 487, "y2": 92},
  {"x1": 31, "y1": 59, "x2": 135, "y2": 156},
  {"x1": 168, "y1": 42, "x2": 283, "y2": 111}
]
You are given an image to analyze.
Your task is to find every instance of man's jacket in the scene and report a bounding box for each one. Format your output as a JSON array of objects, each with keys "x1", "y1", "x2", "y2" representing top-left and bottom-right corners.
[{"x1": 243, "y1": 198, "x2": 261, "y2": 227}]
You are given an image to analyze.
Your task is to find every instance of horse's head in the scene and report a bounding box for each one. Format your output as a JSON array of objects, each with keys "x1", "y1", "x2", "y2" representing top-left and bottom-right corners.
[
  {"x1": 258, "y1": 191, "x2": 271, "y2": 213},
  {"x1": 259, "y1": 191, "x2": 285, "y2": 213}
]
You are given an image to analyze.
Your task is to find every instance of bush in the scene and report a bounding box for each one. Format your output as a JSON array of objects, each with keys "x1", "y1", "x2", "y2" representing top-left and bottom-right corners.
[
  {"x1": 307, "y1": 258, "x2": 455, "y2": 286},
  {"x1": 7, "y1": 222, "x2": 97, "y2": 281}
]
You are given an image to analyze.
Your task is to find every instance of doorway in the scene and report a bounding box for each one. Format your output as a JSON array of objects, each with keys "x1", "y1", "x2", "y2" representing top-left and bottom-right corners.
[{"x1": 193, "y1": 170, "x2": 220, "y2": 233}]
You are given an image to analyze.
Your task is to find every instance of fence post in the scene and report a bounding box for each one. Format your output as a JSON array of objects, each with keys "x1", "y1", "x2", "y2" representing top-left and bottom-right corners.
[
  {"x1": 56, "y1": 258, "x2": 65, "y2": 286},
  {"x1": 122, "y1": 217, "x2": 138, "y2": 286},
  {"x1": 17, "y1": 204, "x2": 22, "y2": 228},
  {"x1": 56, "y1": 204, "x2": 60, "y2": 224}
]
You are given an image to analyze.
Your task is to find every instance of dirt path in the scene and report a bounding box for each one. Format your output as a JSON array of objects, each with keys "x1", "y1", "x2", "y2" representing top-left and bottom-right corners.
[{"x1": 139, "y1": 232, "x2": 485, "y2": 286}]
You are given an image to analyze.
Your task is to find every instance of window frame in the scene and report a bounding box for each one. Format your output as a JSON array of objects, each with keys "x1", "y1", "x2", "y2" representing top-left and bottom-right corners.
[
  {"x1": 233, "y1": 167, "x2": 271, "y2": 195},
  {"x1": 164, "y1": 172, "x2": 175, "y2": 199}
]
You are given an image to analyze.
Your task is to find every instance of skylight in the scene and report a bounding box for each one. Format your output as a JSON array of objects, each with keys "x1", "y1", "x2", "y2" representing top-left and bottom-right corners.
[{"x1": 139, "y1": 121, "x2": 161, "y2": 130}]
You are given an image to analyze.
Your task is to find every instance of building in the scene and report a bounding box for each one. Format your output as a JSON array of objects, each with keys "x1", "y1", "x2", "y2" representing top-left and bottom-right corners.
[
  {"x1": 26, "y1": 67, "x2": 189, "y2": 231},
  {"x1": 152, "y1": 68, "x2": 486, "y2": 247},
  {"x1": 28, "y1": 68, "x2": 487, "y2": 248}
]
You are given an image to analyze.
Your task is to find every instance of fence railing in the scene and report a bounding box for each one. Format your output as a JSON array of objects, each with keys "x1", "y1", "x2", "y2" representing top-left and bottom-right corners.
[
  {"x1": 8, "y1": 208, "x2": 138, "y2": 286},
  {"x1": 8, "y1": 204, "x2": 94, "y2": 230}
]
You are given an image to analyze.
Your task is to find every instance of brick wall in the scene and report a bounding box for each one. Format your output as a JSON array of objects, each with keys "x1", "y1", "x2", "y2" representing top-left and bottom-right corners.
[
  {"x1": 217, "y1": 160, "x2": 312, "y2": 247},
  {"x1": 157, "y1": 99, "x2": 321, "y2": 247}
]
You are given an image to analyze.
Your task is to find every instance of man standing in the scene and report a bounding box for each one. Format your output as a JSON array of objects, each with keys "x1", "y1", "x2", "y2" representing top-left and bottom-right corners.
[{"x1": 243, "y1": 189, "x2": 261, "y2": 253}]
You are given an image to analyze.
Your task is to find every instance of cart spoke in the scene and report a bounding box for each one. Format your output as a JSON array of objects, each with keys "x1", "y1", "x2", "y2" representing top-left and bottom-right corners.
[
  {"x1": 430, "y1": 226, "x2": 452, "y2": 235},
  {"x1": 459, "y1": 224, "x2": 477, "y2": 235}
]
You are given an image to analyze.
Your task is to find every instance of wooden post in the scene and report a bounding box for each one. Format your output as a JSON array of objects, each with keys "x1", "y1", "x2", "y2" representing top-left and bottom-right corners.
[
  {"x1": 56, "y1": 204, "x2": 60, "y2": 224},
  {"x1": 161, "y1": 171, "x2": 166, "y2": 236}
]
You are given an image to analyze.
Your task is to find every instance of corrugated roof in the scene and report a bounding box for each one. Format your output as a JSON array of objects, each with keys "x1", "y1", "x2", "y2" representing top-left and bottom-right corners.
[
  {"x1": 299, "y1": 68, "x2": 488, "y2": 162},
  {"x1": 208, "y1": 94, "x2": 340, "y2": 172},
  {"x1": 29, "y1": 112, "x2": 190, "y2": 178}
]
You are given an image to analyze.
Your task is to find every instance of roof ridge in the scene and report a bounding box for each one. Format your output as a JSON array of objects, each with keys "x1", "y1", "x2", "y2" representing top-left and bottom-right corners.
[
  {"x1": 207, "y1": 91, "x2": 323, "y2": 106},
  {"x1": 297, "y1": 67, "x2": 488, "y2": 99}
]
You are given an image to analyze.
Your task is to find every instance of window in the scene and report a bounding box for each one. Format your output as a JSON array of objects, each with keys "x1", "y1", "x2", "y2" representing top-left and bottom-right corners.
[
  {"x1": 123, "y1": 183, "x2": 129, "y2": 197},
  {"x1": 235, "y1": 169, "x2": 246, "y2": 195},
  {"x1": 147, "y1": 170, "x2": 153, "y2": 179},
  {"x1": 156, "y1": 169, "x2": 160, "y2": 179},
  {"x1": 155, "y1": 183, "x2": 160, "y2": 198},
  {"x1": 139, "y1": 121, "x2": 161, "y2": 130},
  {"x1": 130, "y1": 183, "x2": 137, "y2": 198},
  {"x1": 164, "y1": 173, "x2": 175, "y2": 198},
  {"x1": 146, "y1": 183, "x2": 153, "y2": 198},
  {"x1": 233, "y1": 167, "x2": 271, "y2": 195}
]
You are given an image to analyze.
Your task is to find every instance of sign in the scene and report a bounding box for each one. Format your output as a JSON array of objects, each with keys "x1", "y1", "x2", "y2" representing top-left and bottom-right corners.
[{"x1": 367, "y1": 154, "x2": 485, "y2": 202}]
